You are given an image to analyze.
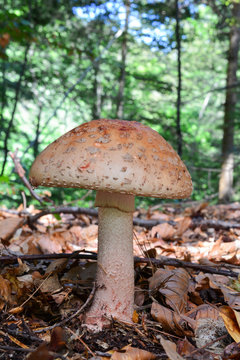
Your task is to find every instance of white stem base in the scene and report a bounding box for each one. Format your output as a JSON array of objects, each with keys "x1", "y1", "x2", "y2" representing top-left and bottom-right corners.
[{"x1": 84, "y1": 203, "x2": 134, "y2": 331}]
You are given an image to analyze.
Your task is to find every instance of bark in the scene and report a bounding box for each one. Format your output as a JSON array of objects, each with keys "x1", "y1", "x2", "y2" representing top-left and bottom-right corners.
[
  {"x1": 92, "y1": 62, "x2": 102, "y2": 119},
  {"x1": 0, "y1": 59, "x2": 6, "y2": 139},
  {"x1": 33, "y1": 104, "x2": 43, "y2": 158},
  {"x1": 175, "y1": 0, "x2": 182, "y2": 156},
  {"x1": 116, "y1": 0, "x2": 130, "y2": 119},
  {"x1": 219, "y1": 2, "x2": 240, "y2": 202},
  {"x1": 1, "y1": 43, "x2": 30, "y2": 175}
]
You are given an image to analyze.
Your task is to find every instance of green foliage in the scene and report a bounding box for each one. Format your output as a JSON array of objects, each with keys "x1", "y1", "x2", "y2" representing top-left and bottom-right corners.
[{"x1": 0, "y1": 1, "x2": 237, "y2": 208}]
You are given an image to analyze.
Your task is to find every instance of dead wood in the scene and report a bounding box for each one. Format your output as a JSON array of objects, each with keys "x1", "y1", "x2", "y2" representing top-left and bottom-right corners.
[
  {"x1": 191, "y1": 218, "x2": 240, "y2": 230},
  {"x1": 9, "y1": 151, "x2": 47, "y2": 204},
  {"x1": 0, "y1": 252, "x2": 238, "y2": 278},
  {"x1": 26, "y1": 206, "x2": 240, "y2": 230}
]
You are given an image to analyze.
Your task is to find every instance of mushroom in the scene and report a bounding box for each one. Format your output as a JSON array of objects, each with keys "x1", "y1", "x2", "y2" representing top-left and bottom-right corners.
[{"x1": 29, "y1": 119, "x2": 192, "y2": 331}]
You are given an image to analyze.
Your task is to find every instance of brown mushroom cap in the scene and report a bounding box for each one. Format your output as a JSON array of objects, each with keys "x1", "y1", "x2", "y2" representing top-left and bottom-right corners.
[{"x1": 29, "y1": 119, "x2": 192, "y2": 199}]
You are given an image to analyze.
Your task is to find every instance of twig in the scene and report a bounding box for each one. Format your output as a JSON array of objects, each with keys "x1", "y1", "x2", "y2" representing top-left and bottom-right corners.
[
  {"x1": 33, "y1": 282, "x2": 96, "y2": 333},
  {"x1": 9, "y1": 151, "x2": 45, "y2": 204},
  {"x1": 189, "y1": 334, "x2": 228, "y2": 356},
  {"x1": 67, "y1": 327, "x2": 95, "y2": 357},
  {"x1": 191, "y1": 218, "x2": 240, "y2": 230},
  {"x1": 134, "y1": 256, "x2": 240, "y2": 278},
  {"x1": 0, "y1": 345, "x2": 33, "y2": 353},
  {"x1": 3, "y1": 328, "x2": 42, "y2": 344},
  {"x1": 0, "y1": 251, "x2": 97, "y2": 265}
]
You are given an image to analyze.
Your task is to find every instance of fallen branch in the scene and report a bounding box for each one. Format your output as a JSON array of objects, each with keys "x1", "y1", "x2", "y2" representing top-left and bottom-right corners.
[
  {"x1": 26, "y1": 206, "x2": 176, "y2": 229},
  {"x1": 26, "y1": 206, "x2": 240, "y2": 230},
  {"x1": 191, "y1": 218, "x2": 240, "y2": 230},
  {"x1": 9, "y1": 151, "x2": 46, "y2": 205},
  {"x1": 2, "y1": 204, "x2": 240, "y2": 232},
  {"x1": 0, "y1": 252, "x2": 238, "y2": 278}
]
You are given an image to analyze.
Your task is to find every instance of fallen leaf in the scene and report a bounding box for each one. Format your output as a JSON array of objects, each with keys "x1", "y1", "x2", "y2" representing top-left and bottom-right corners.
[
  {"x1": 174, "y1": 216, "x2": 192, "y2": 237},
  {"x1": 38, "y1": 233, "x2": 64, "y2": 254},
  {"x1": 220, "y1": 305, "x2": 240, "y2": 342},
  {"x1": 0, "y1": 274, "x2": 12, "y2": 309},
  {"x1": 102, "y1": 345, "x2": 156, "y2": 360},
  {"x1": 176, "y1": 338, "x2": 195, "y2": 357},
  {"x1": 195, "y1": 273, "x2": 240, "y2": 309},
  {"x1": 223, "y1": 342, "x2": 240, "y2": 359},
  {"x1": 35, "y1": 273, "x2": 62, "y2": 294},
  {"x1": 151, "y1": 302, "x2": 185, "y2": 336},
  {"x1": 9, "y1": 306, "x2": 24, "y2": 314},
  {"x1": 0, "y1": 217, "x2": 24, "y2": 244},
  {"x1": 151, "y1": 223, "x2": 175, "y2": 240},
  {"x1": 160, "y1": 336, "x2": 185, "y2": 360},
  {"x1": 8, "y1": 334, "x2": 29, "y2": 349},
  {"x1": 149, "y1": 268, "x2": 190, "y2": 312}
]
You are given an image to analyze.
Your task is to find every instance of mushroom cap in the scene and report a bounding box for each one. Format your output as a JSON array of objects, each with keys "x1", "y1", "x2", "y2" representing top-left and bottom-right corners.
[{"x1": 29, "y1": 119, "x2": 192, "y2": 199}]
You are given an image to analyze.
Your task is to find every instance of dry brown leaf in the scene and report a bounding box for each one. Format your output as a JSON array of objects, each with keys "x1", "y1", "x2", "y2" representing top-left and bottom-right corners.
[
  {"x1": 209, "y1": 237, "x2": 239, "y2": 263},
  {"x1": 220, "y1": 305, "x2": 240, "y2": 342},
  {"x1": 0, "y1": 217, "x2": 24, "y2": 244},
  {"x1": 35, "y1": 273, "x2": 62, "y2": 294},
  {"x1": 185, "y1": 202, "x2": 209, "y2": 217},
  {"x1": 176, "y1": 338, "x2": 196, "y2": 357},
  {"x1": 134, "y1": 288, "x2": 146, "y2": 307},
  {"x1": 62, "y1": 262, "x2": 96, "y2": 283},
  {"x1": 174, "y1": 216, "x2": 192, "y2": 237},
  {"x1": 151, "y1": 302, "x2": 185, "y2": 336},
  {"x1": 37, "y1": 234, "x2": 63, "y2": 254},
  {"x1": 71, "y1": 224, "x2": 98, "y2": 243},
  {"x1": 17, "y1": 274, "x2": 34, "y2": 288},
  {"x1": 102, "y1": 345, "x2": 156, "y2": 360},
  {"x1": 45, "y1": 258, "x2": 68, "y2": 274},
  {"x1": 8, "y1": 306, "x2": 24, "y2": 314},
  {"x1": 195, "y1": 304, "x2": 221, "y2": 322},
  {"x1": 8, "y1": 334, "x2": 29, "y2": 349},
  {"x1": 160, "y1": 336, "x2": 185, "y2": 360},
  {"x1": 151, "y1": 223, "x2": 175, "y2": 240},
  {"x1": 218, "y1": 285, "x2": 240, "y2": 310},
  {"x1": 0, "y1": 274, "x2": 12, "y2": 309},
  {"x1": 195, "y1": 273, "x2": 240, "y2": 309},
  {"x1": 149, "y1": 268, "x2": 190, "y2": 312},
  {"x1": 223, "y1": 342, "x2": 240, "y2": 359}
]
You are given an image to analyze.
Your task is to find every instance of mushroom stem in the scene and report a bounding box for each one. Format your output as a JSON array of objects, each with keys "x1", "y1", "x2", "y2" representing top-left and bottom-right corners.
[{"x1": 84, "y1": 191, "x2": 135, "y2": 330}]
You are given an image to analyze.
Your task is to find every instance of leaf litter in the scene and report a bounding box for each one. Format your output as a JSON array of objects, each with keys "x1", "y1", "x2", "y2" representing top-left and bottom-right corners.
[{"x1": 1, "y1": 202, "x2": 240, "y2": 358}]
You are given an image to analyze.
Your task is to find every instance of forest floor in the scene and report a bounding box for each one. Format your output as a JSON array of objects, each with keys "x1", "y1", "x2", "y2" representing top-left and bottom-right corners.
[{"x1": 1, "y1": 201, "x2": 240, "y2": 359}]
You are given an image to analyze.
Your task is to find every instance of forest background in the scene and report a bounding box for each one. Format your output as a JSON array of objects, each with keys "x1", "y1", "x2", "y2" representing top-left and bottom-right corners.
[{"x1": 1, "y1": 0, "x2": 239, "y2": 209}]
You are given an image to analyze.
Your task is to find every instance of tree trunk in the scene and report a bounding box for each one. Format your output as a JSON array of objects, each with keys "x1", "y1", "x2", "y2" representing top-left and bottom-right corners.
[
  {"x1": 219, "y1": 2, "x2": 240, "y2": 202},
  {"x1": 33, "y1": 104, "x2": 43, "y2": 158},
  {"x1": 92, "y1": 63, "x2": 102, "y2": 119},
  {"x1": 116, "y1": 0, "x2": 130, "y2": 119},
  {"x1": 1, "y1": 44, "x2": 30, "y2": 176},
  {"x1": 175, "y1": 0, "x2": 182, "y2": 156}
]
